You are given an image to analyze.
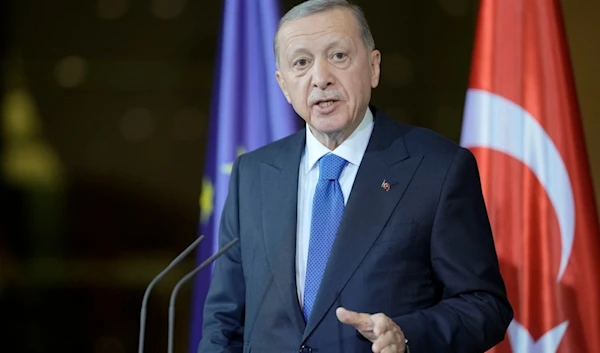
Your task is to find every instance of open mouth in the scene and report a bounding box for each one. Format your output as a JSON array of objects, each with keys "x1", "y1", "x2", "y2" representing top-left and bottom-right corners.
[{"x1": 314, "y1": 100, "x2": 337, "y2": 107}]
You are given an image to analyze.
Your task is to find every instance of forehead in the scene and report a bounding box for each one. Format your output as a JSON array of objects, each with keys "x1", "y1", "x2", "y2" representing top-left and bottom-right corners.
[{"x1": 277, "y1": 8, "x2": 361, "y2": 50}]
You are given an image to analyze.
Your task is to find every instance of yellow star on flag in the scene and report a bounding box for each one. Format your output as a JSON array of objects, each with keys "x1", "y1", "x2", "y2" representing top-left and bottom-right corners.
[
  {"x1": 220, "y1": 146, "x2": 247, "y2": 175},
  {"x1": 199, "y1": 176, "x2": 214, "y2": 224}
]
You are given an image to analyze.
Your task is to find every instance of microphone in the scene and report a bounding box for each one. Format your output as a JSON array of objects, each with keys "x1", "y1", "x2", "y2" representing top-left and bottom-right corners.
[
  {"x1": 168, "y1": 237, "x2": 240, "y2": 353},
  {"x1": 138, "y1": 235, "x2": 205, "y2": 353}
]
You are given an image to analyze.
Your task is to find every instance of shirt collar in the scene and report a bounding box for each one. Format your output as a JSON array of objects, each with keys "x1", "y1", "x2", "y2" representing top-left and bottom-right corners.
[{"x1": 304, "y1": 106, "x2": 374, "y2": 174}]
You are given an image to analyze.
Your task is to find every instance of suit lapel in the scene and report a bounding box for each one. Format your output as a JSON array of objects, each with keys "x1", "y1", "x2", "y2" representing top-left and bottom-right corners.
[
  {"x1": 260, "y1": 131, "x2": 306, "y2": 334},
  {"x1": 302, "y1": 114, "x2": 424, "y2": 341}
]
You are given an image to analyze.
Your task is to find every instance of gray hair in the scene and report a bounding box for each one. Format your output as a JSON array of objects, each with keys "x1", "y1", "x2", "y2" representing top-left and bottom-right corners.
[{"x1": 274, "y1": 0, "x2": 376, "y2": 68}]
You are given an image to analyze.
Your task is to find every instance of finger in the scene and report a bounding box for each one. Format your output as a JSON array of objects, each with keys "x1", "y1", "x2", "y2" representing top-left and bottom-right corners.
[
  {"x1": 336, "y1": 307, "x2": 374, "y2": 332},
  {"x1": 372, "y1": 330, "x2": 396, "y2": 352},
  {"x1": 371, "y1": 313, "x2": 390, "y2": 336},
  {"x1": 380, "y1": 345, "x2": 399, "y2": 353}
]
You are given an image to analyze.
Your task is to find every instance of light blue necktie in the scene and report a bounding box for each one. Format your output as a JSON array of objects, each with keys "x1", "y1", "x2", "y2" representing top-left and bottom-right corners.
[{"x1": 303, "y1": 153, "x2": 348, "y2": 322}]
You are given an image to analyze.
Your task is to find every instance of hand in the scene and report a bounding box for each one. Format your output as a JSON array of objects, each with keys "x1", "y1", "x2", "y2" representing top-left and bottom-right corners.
[{"x1": 336, "y1": 307, "x2": 406, "y2": 353}]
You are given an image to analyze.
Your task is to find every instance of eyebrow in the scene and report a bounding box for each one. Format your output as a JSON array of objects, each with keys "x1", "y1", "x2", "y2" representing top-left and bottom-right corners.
[
  {"x1": 288, "y1": 47, "x2": 311, "y2": 59},
  {"x1": 287, "y1": 39, "x2": 351, "y2": 59},
  {"x1": 324, "y1": 39, "x2": 350, "y2": 51}
]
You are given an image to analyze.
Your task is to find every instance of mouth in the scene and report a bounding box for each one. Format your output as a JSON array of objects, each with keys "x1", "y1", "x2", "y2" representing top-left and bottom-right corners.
[
  {"x1": 313, "y1": 100, "x2": 338, "y2": 107},
  {"x1": 312, "y1": 99, "x2": 340, "y2": 114}
]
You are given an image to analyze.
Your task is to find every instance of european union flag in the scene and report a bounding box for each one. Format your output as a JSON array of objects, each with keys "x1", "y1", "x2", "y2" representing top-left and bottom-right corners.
[{"x1": 188, "y1": 0, "x2": 297, "y2": 351}]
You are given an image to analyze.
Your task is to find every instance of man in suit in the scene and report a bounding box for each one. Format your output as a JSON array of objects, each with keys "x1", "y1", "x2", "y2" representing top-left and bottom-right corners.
[{"x1": 199, "y1": 0, "x2": 513, "y2": 352}]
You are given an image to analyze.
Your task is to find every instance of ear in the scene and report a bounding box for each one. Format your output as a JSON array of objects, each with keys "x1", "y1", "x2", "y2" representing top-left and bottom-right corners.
[
  {"x1": 369, "y1": 49, "x2": 381, "y2": 88},
  {"x1": 275, "y1": 71, "x2": 292, "y2": 103}
]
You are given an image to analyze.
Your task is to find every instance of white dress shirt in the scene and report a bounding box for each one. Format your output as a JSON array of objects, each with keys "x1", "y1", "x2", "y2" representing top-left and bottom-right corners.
[{"x1": 295, "y1": 107, "x2": 375, "y2": 308}]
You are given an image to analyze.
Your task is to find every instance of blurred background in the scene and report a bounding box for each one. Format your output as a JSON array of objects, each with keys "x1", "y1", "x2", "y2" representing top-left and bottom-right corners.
[{"x1": 0, "y1": 0, "x2": 598, "y2": 352}]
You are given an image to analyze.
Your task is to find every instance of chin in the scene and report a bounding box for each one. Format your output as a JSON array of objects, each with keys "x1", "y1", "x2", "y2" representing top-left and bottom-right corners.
[{"x1": 310, "y1": 120, "x2": 348, "y2": 135}]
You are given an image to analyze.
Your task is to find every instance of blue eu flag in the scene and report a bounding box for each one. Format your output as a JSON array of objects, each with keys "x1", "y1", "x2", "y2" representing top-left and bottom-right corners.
[{"x1": 188, "y1": 1, "x2": 297, "y2": 351}]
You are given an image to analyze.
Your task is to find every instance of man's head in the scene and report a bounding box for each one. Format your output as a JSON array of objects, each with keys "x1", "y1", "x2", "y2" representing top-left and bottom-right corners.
[{"x1": 274, "y1": 0, "x2": 381, "y2": 149}]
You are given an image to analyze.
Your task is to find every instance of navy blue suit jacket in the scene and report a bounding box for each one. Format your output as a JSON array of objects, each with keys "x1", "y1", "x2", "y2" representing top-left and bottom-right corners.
[{"x1": 198, "y1": 107, "x2": 513, "y2": 353}]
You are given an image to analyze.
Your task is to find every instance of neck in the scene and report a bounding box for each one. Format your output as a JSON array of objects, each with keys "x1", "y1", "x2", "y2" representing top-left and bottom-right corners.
[{"x1": 311, "y1": 129, "x2": 348, "y2": 150}]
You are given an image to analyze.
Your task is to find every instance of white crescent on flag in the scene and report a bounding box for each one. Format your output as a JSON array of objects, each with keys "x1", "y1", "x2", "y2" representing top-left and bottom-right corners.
[{"x1": 460, "y1": 89, "x2": 575, "y2": 282}]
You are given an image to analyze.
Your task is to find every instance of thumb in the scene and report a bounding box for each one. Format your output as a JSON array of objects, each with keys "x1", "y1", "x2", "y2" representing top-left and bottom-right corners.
[{"x1": 336, "y1": 307, "x2": 374, "y2": 332}]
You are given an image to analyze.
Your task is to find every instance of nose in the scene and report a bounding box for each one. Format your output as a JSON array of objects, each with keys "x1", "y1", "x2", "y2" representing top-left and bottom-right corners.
[{"x1": 311, "y1": 59, "x2": 334, "y2": 89}]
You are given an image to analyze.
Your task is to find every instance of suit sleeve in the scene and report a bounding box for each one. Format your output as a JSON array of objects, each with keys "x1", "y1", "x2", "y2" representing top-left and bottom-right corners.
[
  {"x1": 198, "y1": 156, "x2": 245, "y2": 353},
  {"x1": 393, "y1": 147, "x2": 514, "y2": 352}
]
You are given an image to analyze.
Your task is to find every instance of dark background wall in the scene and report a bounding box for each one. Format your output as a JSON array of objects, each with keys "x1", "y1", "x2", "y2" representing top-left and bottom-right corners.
[{"x1": 0, "y1": 1, "x2": 598, "y2": 352}]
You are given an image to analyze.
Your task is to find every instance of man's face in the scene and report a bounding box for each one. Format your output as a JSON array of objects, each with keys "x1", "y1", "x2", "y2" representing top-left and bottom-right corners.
[{"x1": 275, "y1": 7, "x2": 381, "y2": 141}]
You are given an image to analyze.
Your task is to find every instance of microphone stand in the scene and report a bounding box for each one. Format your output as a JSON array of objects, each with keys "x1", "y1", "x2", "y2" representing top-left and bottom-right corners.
[
  {"x1": 168, "y1": 237, "x2": 239, "y2": 353},
  {"x1": 138, "y1": 235, "x2": 205, "y2": 353}
]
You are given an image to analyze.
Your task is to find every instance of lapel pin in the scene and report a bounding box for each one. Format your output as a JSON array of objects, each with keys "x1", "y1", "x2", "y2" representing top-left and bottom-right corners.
[{"x1": 381, "y1": 180, "x2": 391, "y2": 191}]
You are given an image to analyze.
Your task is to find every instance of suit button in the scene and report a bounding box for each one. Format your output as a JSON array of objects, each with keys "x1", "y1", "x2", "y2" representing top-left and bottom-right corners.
[{"x1": 299, "y1": 345, "x2": 313, "y2": 353}]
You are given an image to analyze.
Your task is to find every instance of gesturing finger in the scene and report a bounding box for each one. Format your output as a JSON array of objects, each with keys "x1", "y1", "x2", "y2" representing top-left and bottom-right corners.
[
  {"x1": 372, "y1": 329, "x2": 397, "y2": 352},
  {"x1": 380, "y1": 345, "x2": 401, "y2": 353},
  {"x1": 371, "y1": 313, "x2": 392, "y2": 336},
  {"x1": 336, "y1": 307, "x2": 374, "y2": 333}
]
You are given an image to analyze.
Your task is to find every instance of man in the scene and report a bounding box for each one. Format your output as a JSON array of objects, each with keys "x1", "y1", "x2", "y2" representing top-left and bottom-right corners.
[{"x1": 199, "y1": 0, "x2": 513, "y2": 352}]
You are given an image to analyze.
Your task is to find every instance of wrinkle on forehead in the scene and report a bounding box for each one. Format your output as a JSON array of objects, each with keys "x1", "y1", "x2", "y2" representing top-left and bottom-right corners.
[
  {"x1": 282, "y1": 24, "x2": 348, "y2": 46},
  {"x1": 277, "y1": 8, "x2": 362, "y2": 56}
]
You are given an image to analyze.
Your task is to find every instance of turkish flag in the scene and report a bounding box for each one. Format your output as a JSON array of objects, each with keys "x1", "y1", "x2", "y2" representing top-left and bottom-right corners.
[{"x1": 460, "y1": 0, "x2": 600, "y2": 352}]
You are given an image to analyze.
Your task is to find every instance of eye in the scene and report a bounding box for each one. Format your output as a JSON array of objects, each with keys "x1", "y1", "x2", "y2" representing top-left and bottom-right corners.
[
  {"x1": 332, "y1": 52, "x2": 346, "y2": 60},
  {"x1": 293, "y1": 58, "x2": 309, "y2": 67}
]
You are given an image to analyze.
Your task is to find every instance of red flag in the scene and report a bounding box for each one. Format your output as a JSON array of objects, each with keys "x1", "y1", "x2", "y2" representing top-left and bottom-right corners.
[{"x1": 460, "y1": 0, "x2": 600, "y2": 352}]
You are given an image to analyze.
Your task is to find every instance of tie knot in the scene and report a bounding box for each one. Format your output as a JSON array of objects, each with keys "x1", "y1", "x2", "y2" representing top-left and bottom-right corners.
[{"x1": 318, "y1": 154, "x2": 347, "y2": 180}]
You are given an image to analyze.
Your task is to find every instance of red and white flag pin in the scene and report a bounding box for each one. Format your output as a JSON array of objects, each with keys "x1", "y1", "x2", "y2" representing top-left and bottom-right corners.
[{"x1": 381, "y1": 180, "x2": 390, "y2": 191}]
